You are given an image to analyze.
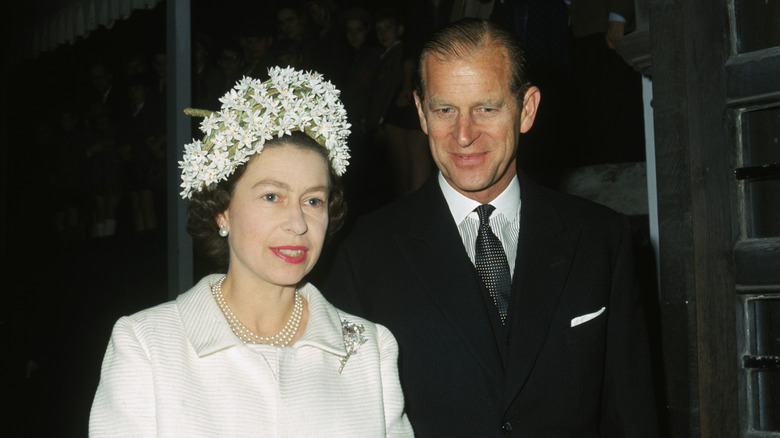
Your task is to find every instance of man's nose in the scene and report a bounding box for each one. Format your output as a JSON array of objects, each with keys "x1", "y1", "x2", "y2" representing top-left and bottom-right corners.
[{"x1": 455, "y1": 113, "x2": 479, "y2": 147}]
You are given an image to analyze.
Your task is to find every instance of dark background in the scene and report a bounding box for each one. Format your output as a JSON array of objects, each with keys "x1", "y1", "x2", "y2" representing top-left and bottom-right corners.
[{"x1": 2, "y1": 1, "x2": 647, "y2": 435}]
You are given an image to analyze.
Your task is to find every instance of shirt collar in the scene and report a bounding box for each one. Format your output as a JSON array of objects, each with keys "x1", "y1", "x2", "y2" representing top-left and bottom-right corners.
[{"x1": 438, "y1": 171, "x2": 521, "y2": 224}]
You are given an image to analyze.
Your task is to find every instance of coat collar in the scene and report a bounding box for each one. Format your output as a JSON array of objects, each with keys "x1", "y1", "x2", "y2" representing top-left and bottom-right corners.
[
  {"x1": 177, "y1": 274, "x2": 347, "y2": 358},
  {"x1": 395, "y1": 178, "x2": 505, "y2": 387},
  {"x1": 503, "y1": 173, "x2": 579, "y2": 399},
  {"x1": 294, "y1": 283, "x2": 350, "y2": 357},
  {"x1": 177, "y1": 274, "x2": 241, "y2": 357}
]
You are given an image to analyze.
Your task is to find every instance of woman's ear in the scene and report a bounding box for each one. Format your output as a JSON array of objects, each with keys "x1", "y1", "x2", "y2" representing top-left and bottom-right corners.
[{"x1": 216, "y1": 211, "x2": 228, "y2": 231}]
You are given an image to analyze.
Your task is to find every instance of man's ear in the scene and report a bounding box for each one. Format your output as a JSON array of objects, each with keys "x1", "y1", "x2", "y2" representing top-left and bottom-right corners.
[
  {"x1": 413, "y1": 90, "x2": 429, "y2": 135},
  {"x1": 519, "y1": 86, "x2": 541, "y2": 134}
]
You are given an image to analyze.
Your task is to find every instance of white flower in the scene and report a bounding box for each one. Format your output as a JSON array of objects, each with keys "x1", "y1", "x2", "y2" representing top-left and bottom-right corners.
[
  {"x1": 219, "y1": 89, "x2": 242, "y2": 110},
  {"x1": 236, "y1": 130, "x2": 257, "y2": 149},
  {"x1": 212, "y1": 132, "x2": 231, "y2": 149},
  {"x1": 200, "y1": 115, "x2": 220, "y2": 136},
  {"x1": 179, "y1": 66, "x2": 352, "y2": 199},
  {"x1": 236, "y1": 76, "x2": 253, "y2": 94}
]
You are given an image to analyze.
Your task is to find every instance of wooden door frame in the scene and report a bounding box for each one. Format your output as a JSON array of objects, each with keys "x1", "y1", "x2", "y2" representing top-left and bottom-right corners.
[
  {"x1": 651, "y1": 0, "x2": 741, "y2": 435},
  {"x1": 619, "y1": 0, "x2": 742, "y2": 436}
]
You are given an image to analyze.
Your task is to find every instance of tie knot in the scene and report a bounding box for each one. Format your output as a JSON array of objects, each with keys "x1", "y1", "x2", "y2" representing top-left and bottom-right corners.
[{"x1": 475, "y1": 204, "x2": 496, "y2": 226}]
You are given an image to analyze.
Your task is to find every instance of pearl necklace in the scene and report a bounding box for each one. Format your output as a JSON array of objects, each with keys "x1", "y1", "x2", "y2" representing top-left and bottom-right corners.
[{"x1": 211, "y1": 276, "x2": 303, "y2": 347}]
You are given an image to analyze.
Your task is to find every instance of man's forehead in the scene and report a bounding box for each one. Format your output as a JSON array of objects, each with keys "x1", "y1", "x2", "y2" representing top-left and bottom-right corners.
[{"x1": 423, "y1": 49, "x2": 510, "y2": 80}]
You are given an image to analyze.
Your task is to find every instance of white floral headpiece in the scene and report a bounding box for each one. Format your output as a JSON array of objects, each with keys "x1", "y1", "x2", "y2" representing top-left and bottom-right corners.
[{"x1": 179, "y1": 66, "x2": 351, "y2": 199}]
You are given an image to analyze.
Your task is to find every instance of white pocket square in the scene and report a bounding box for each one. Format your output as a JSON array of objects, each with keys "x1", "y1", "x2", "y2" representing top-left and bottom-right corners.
[{"x1": 570, "y1": 307, "x2": 606, "y2": 327}]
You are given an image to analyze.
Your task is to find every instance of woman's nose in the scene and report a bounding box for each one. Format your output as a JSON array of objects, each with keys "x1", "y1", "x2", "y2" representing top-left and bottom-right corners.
[{"x1": 283, "y1": 204, "x2": 308, "y2": 235}]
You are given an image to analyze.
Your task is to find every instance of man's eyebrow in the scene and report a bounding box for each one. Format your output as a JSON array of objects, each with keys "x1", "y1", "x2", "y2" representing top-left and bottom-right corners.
[
  {"x1": 426, "y1": 97, "x2": 506, "y2": 108},
  {"x1": 478, "y1": 97, "x2": 507, "y2": 108}
]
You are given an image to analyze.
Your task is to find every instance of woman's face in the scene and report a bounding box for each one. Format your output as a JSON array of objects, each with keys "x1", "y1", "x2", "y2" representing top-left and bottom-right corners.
[{"x1": 218, "y1": 144, "x2": 330, "y2": 290}]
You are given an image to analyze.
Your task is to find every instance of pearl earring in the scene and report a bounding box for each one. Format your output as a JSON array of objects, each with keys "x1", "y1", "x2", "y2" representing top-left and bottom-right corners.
[{"x1": 219, "y1": 226, "x2": 229, "y2": 237}]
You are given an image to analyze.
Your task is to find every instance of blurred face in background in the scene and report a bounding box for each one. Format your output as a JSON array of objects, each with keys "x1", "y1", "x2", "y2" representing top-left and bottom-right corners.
[
  {"x1": 218, "y1": 48, "x2": 245, "y2": 76},
  {"x1": 278, "y1": 8, "x2": 305, "y2": 41},
  {"x1": 153, "y1": 53, "x2": 166, "y2": 80},
  {"x1": 128, "y1": 84, "x2": 147, "y2": 107},
  {"x1": 307, "y1": 0, "x2": 332, "y2": 28},
  {"x1": 375, "y1": 18, "x2": 403, "y2": 49},
  {"x1": 345, "y1": 18, "x2": 368, "y2": 50},
  {"x1": 90, "y1": 64, "x2": 112, "y2": 93}
]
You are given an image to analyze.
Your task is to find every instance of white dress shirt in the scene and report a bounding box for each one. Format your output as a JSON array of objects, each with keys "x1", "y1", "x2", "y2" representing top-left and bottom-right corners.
[
  {"x1": 438, "y1": 172, "x2": 521, "y2": 277},
  {"x1": 89, "y1": 274, "x2": 413, "y2": 437}
]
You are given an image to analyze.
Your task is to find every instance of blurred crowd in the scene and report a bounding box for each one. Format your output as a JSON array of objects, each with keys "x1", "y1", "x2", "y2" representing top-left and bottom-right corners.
[
  {"x1": 22, "y1": 0, "x2": 643, "y2": 246},
  {"x1": 33, "y1": 0, "x2": 488, "y2": 245}
]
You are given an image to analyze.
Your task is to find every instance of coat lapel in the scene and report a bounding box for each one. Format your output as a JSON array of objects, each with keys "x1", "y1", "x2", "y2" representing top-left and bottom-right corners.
[
  {"x1": 504, "y1": 175, "x2": 579, "y2": 400},
  {"x1": 393, "y1": 179, "x2": 504, "y2": 387}
]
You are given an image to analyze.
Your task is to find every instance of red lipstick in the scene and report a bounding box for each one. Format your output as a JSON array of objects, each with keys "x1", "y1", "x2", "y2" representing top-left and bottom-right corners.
[{"x1": 271, "y1": 246, "x2": 308, "y2": 264}]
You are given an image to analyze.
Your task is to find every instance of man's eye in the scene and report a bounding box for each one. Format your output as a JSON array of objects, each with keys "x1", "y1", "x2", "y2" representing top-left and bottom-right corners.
[{"x1": 438, "y1": 108, "x2": 453, "y2": 115}]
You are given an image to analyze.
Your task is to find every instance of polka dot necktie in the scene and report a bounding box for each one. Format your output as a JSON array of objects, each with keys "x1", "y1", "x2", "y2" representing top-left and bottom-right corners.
[{"x1": 475, "y1": 204, "x2": 511, "y2": 324}]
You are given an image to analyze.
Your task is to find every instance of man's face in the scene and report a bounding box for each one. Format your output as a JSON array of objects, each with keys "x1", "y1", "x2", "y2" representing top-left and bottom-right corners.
[
  {"x1": 375, "y1": 19, "x2": 402, "y2": 49},
  {"x1": 415, "y1": 46, "x2": 540, "y2": 203}
]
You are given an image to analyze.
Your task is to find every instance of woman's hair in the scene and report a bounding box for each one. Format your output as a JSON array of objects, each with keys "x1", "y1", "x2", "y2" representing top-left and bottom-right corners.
[
  {"x1": 186, "y1": 131, "x2": 347, "y2": 269},
  {"x1": 415, "y1": 18, "x2": 531, "y2": 106}
]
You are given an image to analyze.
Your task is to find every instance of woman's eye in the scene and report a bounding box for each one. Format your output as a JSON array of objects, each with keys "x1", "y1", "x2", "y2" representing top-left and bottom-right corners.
[
  {"x1": 263, "y1": 193, "x2": 279, "y2": 202},
  {"x1": 306, "y1": 198, "x2": 324, "y2": 207}
]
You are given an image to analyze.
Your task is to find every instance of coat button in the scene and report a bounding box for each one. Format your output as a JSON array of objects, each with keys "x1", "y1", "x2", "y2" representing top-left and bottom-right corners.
[{"x1": 502, "y1": 421, "x2": 513, "y2": 432}]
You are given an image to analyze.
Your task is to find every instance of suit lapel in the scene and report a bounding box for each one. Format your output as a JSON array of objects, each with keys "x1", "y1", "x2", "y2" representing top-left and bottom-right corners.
[
  {"x1": 394, "y1": 179, "x2": 504, "y2": 387},
  {"x1": 504, "y1": 175, "x2": 579, "y2": 399}
]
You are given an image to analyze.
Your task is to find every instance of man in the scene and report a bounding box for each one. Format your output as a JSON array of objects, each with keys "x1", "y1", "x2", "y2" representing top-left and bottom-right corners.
[{"x1": 323, "y1": 18, "x2": 658, "y2": 437}]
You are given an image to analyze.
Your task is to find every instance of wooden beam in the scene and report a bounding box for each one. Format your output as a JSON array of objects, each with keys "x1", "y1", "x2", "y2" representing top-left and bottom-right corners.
[
  {"x1": 680, "y1": 0, "x2": 740, "y2": 432},
  {"x1": 649, "y1": 0, "x2": 740, "y2": 435}
]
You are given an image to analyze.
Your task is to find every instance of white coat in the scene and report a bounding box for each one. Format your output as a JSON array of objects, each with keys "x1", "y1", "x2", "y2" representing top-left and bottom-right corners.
[{"x1": 90, "y1": 274, "x2": 413, "y2": 437}]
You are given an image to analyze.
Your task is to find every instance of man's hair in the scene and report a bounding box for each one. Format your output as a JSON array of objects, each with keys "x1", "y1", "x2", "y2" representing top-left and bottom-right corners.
[{"x1": 415, "y1": 18, "x2": 531, "y2": 105}]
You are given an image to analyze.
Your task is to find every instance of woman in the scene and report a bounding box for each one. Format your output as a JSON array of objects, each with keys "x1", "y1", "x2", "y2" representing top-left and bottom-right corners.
[{"x1": 89, "y1": 67, "x2": 413, "y2": 437}]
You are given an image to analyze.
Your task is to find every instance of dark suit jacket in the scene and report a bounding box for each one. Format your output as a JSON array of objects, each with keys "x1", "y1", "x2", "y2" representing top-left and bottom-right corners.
[{"x1": 322, "y1": 173, "x2": 658, "y2": 437}]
